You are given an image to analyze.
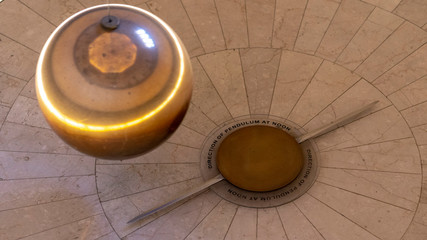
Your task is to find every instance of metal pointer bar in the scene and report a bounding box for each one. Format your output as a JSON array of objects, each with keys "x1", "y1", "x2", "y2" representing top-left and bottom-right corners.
[
  {"x1": 296, "y1": 100, "x2": 378, "y2": 143},
  {"x1": 127, "y1": 174, "x2": 224, "y2": 224}
]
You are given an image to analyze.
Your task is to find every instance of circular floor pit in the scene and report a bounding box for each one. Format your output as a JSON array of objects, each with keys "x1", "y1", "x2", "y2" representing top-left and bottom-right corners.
[{"x1": 201, "y1": 116, "x2": 319, "y2": 208}]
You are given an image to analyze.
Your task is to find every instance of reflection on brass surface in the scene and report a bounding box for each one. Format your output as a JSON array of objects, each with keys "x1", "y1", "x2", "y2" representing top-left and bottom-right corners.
[
  {"x1": 36, "y1": 4, "x2": 192, "y2": 159},
  {"x1": 88, "y1": 32, "x2": 137, "y2": 73},
  {"x1": 217, "y1": 126, "x2": 304, "y2": 192}
]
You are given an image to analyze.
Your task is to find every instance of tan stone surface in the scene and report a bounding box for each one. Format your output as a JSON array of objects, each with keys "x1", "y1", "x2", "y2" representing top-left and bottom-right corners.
[
  {"x1": 294, "y1": 194, "x2": 380, "y2": 240},
  {"x1": 0, "y1": 1, "x2": 425, "y2": 239},
  {"x1": 240, "y1": 48, "x2": 281, "y2": 115},
  {"x1": 272, "y1": 0, "x2": 307, "y2": 49},
  {"x1": 198, "y1": 50, "x2": 249, "y2": 117},
  {"x1": 225, "y1": 207, "x2": 257, "y2": 240},
  {"x1": 181, "y1": 0, "x2": 225, "y2": 53},
  {"x1": 246, "y1": 0, "x2": 275, "y2": 47},
  {"x1": 277, "y1": 203, "x2": 324, "y2": 240},
  {"x1": 147, "y1": 0, "x2": 204, "y2": 57},
  {"x1": 0, "y1": 0, "x2": 55, "y2": 52},
  {"x1": 0, "y1": 35, "x2": 38, "y2": 81},
  {"x1": 336, "y1": 8, "x2": 403, "y2": 70},
  {"x1": 294, "y1": 0, "x2": 340, "y2": 54},
  {"x1": 394, "y1": 0, "x2": 427, "y2": 27},
  {"x1": 216, "y1": 0, "x2": 248, "y2": 49},
  {"x1": 257, "y1": 208, "x2": 288, "y2": 240},
  {"x1": 316, "y1": 0, "x2": 374, "y2": 61},
  {"x1": 355, "y1": 21, "x2": 427, "y2": 81},
  {"x1": 270, "y1": 50, "x2": 322, "y2": 119}
]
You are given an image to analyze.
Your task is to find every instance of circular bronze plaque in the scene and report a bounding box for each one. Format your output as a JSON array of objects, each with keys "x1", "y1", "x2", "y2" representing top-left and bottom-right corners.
[
  {"x1": 217, "y1": 125, "x2": 304, "y2": 192},
  {"x1": 200, "y1": 117, "x2": 319, "y2": 208}
]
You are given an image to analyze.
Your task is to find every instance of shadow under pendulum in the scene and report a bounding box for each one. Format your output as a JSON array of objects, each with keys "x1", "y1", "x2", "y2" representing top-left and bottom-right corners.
[{"x1": 127, "y1": 101, "x2": 378, "y2": 224}]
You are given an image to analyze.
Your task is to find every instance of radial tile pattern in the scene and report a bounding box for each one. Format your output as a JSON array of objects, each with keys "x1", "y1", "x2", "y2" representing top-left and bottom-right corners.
[{"x1": 0, "y1": 0, "x2": 426, "y2": 239}]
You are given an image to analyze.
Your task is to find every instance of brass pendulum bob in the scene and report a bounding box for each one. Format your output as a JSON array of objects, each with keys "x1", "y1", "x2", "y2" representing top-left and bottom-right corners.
[{"x1": 36, "y1": 4, "x2": 193, "y2": 159}]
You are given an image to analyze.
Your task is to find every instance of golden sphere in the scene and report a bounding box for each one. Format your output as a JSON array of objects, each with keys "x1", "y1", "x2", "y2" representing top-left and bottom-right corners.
[{"x1": 36, "y1": 4, "x2": 192, "y2": 159}]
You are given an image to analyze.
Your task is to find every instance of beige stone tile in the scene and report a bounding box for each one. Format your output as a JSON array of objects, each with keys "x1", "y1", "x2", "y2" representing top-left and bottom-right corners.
[
  {"x1": 20, "y1": 0, "x2": 84, "y2": 26},
  {"x1": 403, "y1": 222, "x2": 427, "y2": 240},
  {"x1": 373, "y1": 44, "x2": 427, "y2": 96},
  {"x1": 0, "y1": 34, "x2": 38, "y2": 81},
  {"x1": 412, "y1": 124, "x2": 427, "y2": 145},
  {"x1": 97, "y1": 232, "x2": 121, "y2": 240},
  {"x1": 78, "y1": 0, "x2": 127, "y2": 7},
  {"x1": 294, "y1": 193, "x2": 380, "y2": 240},
  {"x1": 181, "y1": 0, "x2": 225, "y2": 53},
  {"x1": 362, "y1": 0, "x2": 401, "y2": 11},
  {"x1": 127, "y1": 177, "x2": 203, "y2": 216},
  {"x1": 277, "y1": 203, "x2": 324, "y2": 240},
  {"x1": 130, "y1": 2, "x2": 150, "y2": 11},
  {"x1": 246, "y1": 0, "x2": 275, "y2": 47},
  {"x1": 99, "y1": 197, "x2": 139, "y2": 238},
  {"x1": 20, "y1": 75, "x2": 37, "y2": 99},
  {"x1": 422, "y1": 164, "x2": 427, "y2": 203},
  {"x1": 96, "y1": 163, "x2": 200, "y2": 201},
  {"x1": 294, "y1": 0, "x2": 340, "y2": 54},
  {"x1": 126, "y1": 0, "x2": 149, "y2": 6},
  {"x1": 257, "y1": 208, "x2": 288, "y2": 240},
  {"x1": 319, "y1": 138, "x2": 421, "y2": 173},
  {"x1": 20, "y1": 214, "x2": 113, "y2": 240},
  {"x1": 304, "y1": 79, "x2": 391, "y2": 131},
  {"x1": 0, "y1": 72, "x2": 26, "y2": 107},
  {"x1": 402, "y1": 203, "x2": 427, "y2": 240},
  {"x1": 355, "y1": 21, "x2": 427, "y2": 82},
  {"x1": 186, "y1": 200, "x2": 238, "y2": 240},
  {"x1": 336, "y1": 8, "x2": 403, "y2": 70},
  {"x1": 190, "y1": 58, "x2": 232, "y2": 125},
  {"x1": 182, "y1": 103, "x2": 217, "y2": 136},
  {"x1": 0, "y1": 195, "x2": 102, "y2": 240},
  {"x1": 420, "y1": 145, "x2": 427, "y2": 164},
  {"x1": 167, "y1": 124, "x2": 206, "y2": 148},
  {"x1": 314, "y1": 106, "x2": 413, "y2": 151},
  {"x1": 0, "y1": 0, "x2": 55, "y2": 52},
  {"x1": 0, "y1": 106, "x2": 8, "y2": 127},
  {"x1": 270, "y1": 50, "x2": 322, "y2": 119},
  {"x1": 0, "y1": 151, "x2": 94, "y2": 179},
  {"x1": 0, "y1": 176, "x2": 95, "y2": 211},
  {"x1": 147, "y1": 0, "x2": 204, "y2": 57},
  {"x1": 388, "y1": 76, "x2": 427, "y2": 111},
  {"x1": 288, "y1": 61, "x2": 360, "y2": 126},
  {"x1": 401, "y1": 101, "x2": 427, "y2": 127},
  {"x1": 316, "y1": 0, "x2": 374, "y2": 61},
  {"x1": 124, "y1": 190, "x2": 221, "y2": 240},
  {"x1": 198, "y1": 50, "x2": 249, "y2": 118},
  {"x1": 272, "y1": 0, "x2": 307, "y2": 49},
  {"x1": 0, "y1": 122, "x2": 78, "y2": 154},
  {"x1": 225, "y1": 207, "x2": 257, "y2": 240},
  {"x1": 240, "y1": 48, "x2": 281, "y2": 115},
  {"x1": 215, "y1": 0, "x2": 248, "y2": 49},
  {"x1": 309, "y1": 182, "x2": 414, "y2": 240},
  {"x1": 102, "y1": 178, "x2": 205, "y2": 237},
  {"x1": 7, "y1": 96, "x2": 50, "y2": 129},
  {"x1": 97, "y1": 142, "x2": 200, "y2": 164},
  {"x1": 317, "y1": 168, "x2": 421, "y2": 210},
  {"x1": 394, "y1": 0, "x2": 427, "y2": 27}
]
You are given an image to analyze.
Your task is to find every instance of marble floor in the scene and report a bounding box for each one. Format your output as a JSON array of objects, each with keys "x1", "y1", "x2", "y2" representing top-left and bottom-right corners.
[{"x1": 0, "y1": 0, "x2": 426, "y2": 239}]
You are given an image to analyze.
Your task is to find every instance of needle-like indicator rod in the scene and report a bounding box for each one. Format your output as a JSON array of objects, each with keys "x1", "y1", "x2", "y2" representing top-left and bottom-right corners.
[
  {"x1": 127, "y1": 174, "x2": 224, "y2": 224},
  {"x1": 296, "y1": 100, "x2": 378, "y2": 143}
]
